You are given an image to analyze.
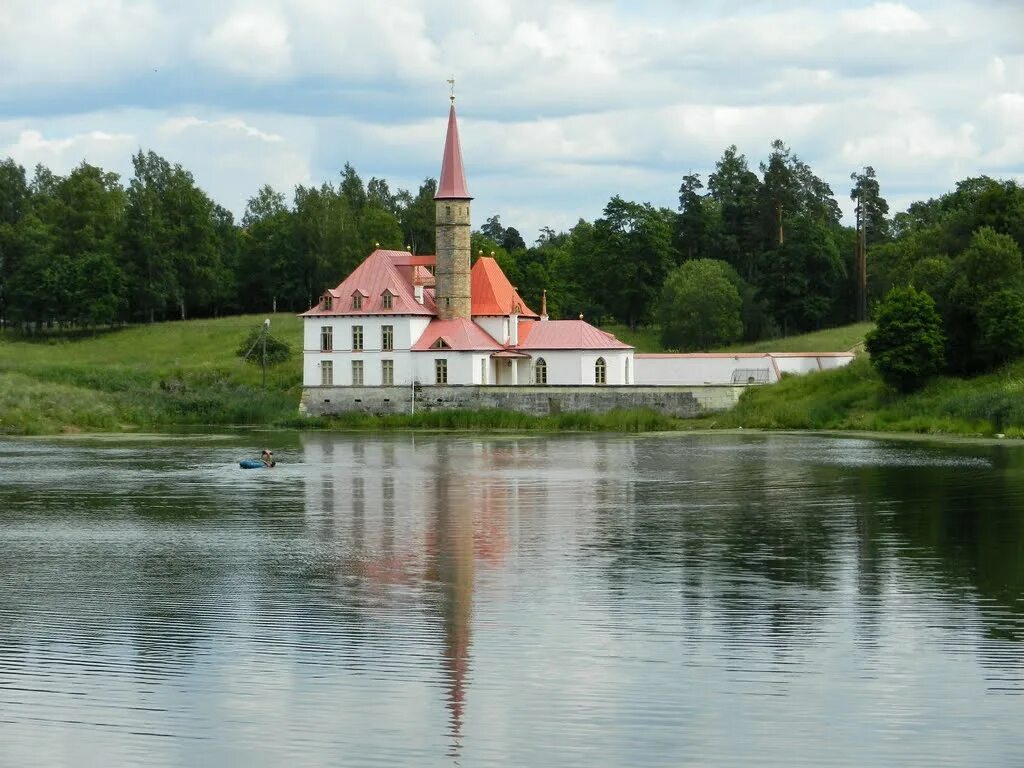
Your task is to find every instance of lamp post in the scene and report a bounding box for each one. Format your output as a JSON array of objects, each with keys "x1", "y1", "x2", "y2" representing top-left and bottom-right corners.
[{"x1": 262, "y1": 318, "x2": 270, "y2": 390}]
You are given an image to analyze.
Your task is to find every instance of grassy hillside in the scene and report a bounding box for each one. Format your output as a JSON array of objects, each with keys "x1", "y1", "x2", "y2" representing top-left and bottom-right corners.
[
  {"x1": 718, "y1": 322, "x2": 872, "y2": 353},
  {"x1": 702, "y1": 354, "x2": 1024, "y2": 437},
  {"x1": 0, "y1": 314, "x2": 305, "y2": 434},
  {"x1": 598, "y1": 324, "x2": 664, "y2": 352},
  {"x1": 600, "y1": 322, "x2": 872, "y2": 354},
  {"x1": 3, "y1": 314, "x2": 1012, "y2": 439}
]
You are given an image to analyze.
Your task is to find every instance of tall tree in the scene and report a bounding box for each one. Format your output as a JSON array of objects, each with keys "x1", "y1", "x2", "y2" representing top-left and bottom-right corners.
[
  {"x1": 586, "y1": 196, "x2": 676, "y2": 329},
  {"x1": 398, "y1": 178, "x2": 437, "y2": 255},
  {"x1": 0, "y1": 159, "x2": 29, "y2": 326},
  {"x1": 707, "y1": 145, "x2": 762, "y2": 281}
]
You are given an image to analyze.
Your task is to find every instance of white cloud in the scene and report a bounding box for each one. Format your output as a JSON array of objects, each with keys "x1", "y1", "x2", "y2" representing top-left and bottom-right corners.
[
  {"x1": 841, "y1": 2, "x2": 930, "y2": 34},
  {"x1": 194, "y1": 8, "x2": 293, "y2": 80},
  {"x1": 0, "y1": 0, "x2": 1022, "y2": 237},
  {"x1": 5, "y1": 128, "x2": 136, "y2": 173},
  {"x1": 0, "y1": 0, "x2": 169, "y2": 87}
]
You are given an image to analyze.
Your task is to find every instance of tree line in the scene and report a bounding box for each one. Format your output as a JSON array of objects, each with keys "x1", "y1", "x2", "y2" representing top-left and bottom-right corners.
[
  {"x1": 0, "y1": 152, "x2": 438, "y2": 327},
  {"x1": 1, "y1": 143, "x2": 1022, "y2": 375}
]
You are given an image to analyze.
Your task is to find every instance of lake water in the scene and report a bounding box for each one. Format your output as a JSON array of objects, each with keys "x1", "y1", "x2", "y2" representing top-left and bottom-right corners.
[{"x1": 0, "y1": 431, "x2": 1022, "y2": 767}]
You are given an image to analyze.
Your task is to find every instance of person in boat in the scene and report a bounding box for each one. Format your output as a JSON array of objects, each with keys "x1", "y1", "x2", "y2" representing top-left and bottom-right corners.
[{"x1": 261, "y1": 449, "x2": 276, "y2": 468}]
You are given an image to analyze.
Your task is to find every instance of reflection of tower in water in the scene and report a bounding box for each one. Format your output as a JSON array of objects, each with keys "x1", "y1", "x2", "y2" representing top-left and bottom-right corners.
[{"x1": 425, "y1": 441, "x2": 476, "y2": 757}]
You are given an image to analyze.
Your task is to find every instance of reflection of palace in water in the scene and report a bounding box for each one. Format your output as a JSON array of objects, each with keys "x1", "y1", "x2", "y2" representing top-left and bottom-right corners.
[{"x1": 299, "y1": 434, "x2": 637, "y2": 750}]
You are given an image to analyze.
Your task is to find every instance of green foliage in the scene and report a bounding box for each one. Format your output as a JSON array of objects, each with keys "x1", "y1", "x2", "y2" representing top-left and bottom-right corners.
[
  {"x1": 585, "y1": 196, "x2": 677, "y2": 329},
  {"x1": 658, "y1": 259, "x2": 742, "y2": 350},
  {"x1": 866, "y1": 286, "x2": 945, "y2": 392},
  {"x1": 944, "y1": 227, "x2": 1024, "y2": 373},
  {"x1": 314, "y1": 408, "x2": 682, "y2": 434},
  {"x1": 236, "y1": 327, "x2": 293, "y2": 365},
  {"x1": 714, "y1": 353, "x2": 1024, "y2": 438},
  {"x1": 977, "y1": 289, "x2": 1024, "y2": 366}
]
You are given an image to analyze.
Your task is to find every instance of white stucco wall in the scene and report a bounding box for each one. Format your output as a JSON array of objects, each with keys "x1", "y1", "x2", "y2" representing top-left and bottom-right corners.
[
  {"x1": 475, "y1": 316, "x2": 509, "y2": 345},
  {"x1": 523, "y1": 349, "x2": 634, "y2": 385},
  {"x1": 634, "y1": 353, "x2": 855, "y2": 385},
  {"x1": 302, "y1": 315, "x2": 432, "y2": 386}
]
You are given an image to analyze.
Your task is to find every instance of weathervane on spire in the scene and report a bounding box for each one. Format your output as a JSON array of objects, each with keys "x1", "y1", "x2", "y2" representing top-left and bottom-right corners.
[{"x1": 447, "y1": 76, "x2": 455, "y2": 103}]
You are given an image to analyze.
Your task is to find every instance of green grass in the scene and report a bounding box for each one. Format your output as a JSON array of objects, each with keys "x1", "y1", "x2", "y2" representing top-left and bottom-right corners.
[
  {"x1": 599, "y1": 324, "x2": 665, "y2": 353},
  {"x1": 600, "y1": 322, "x2": 873, "y2": 354},
  {"x1": 303, "y1": 407, "x2": 684, "y2": 433},
  {"x1": 0, "y1": 314, "x2": 304, "y2": 434},
  {"x1": 702, "y1": 354, "x2": 1024, "y2": 437},
  {"x1": 718, "y1": 322, "x2": 873, "y2": 353},
  {"x1": 2, "y1": 314, "x2": 1014, "y2": 440}
]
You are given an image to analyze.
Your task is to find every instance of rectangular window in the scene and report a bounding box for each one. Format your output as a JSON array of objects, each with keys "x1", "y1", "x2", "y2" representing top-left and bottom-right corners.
[
  {"x1": 435, "y1": 358, "x2": 448, "y2": 384},
  {"x1": 382, "y1": 292, "x2": 393, "y2": 309},
  {"x1": 320, "y1": 326, "x2": 333, "y2": 352},
  {"x1": 352, "y1": 325, "x2": 363, "y2": 351},
  {"x1": 480, "y1": 358, "x2": 487, "y2": 384},
  {"x1": 352, "y1": 360, "x2": 364, "y2": 386},
  {"x1": 320, "y1": 360, "x2": 333, "y2": 386},
  {"x1": 382, "y1": 359, "x2": 394, "y2": 386},
  {"x1": 382, "y1": 325, "x2": 394, "y2": 351},
  {"x1": 352, "y1": 294, "x2": 362, "y2": 310},
  {"x1": 323, "y1": 295, "x2": 332, "y2": 310}
]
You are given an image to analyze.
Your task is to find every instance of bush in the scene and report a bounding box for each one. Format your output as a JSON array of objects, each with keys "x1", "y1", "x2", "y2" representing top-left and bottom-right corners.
[
  {"x1": 866, "y1": 286, "x2": 945, "y2": 392},
  {"x1": 977, "y1": 289, "x2": 1024, "y2": 367},
  {"x1": 236, "y1": 327, "x2": 292, "y2": 365},
  {"x1": 658, "y1": 259, "x2": 743, "y2": 351}
]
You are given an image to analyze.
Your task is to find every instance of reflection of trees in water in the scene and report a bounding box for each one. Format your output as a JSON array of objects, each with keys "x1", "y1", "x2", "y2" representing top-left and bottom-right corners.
[
  {"x1": 853, "y1": 448, "x2": 1024, "y2": 643},
  {"x1": 583, "y1": 435, "x2": 1024, "y2": 660},
  {"x1": 585, "y1": 436, "x2": 841, "y2": 652}
]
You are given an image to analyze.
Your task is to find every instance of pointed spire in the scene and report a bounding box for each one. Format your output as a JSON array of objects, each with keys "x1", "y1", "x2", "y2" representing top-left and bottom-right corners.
[
  {"x1": 435, "y1": 102, "x2": 471, "y2": 200},
  {"x1": 541, "y1": 289, "x2": 549, "y2": 321}
]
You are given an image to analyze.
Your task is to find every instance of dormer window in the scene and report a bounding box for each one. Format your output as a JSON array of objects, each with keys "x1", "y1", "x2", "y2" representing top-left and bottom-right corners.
[
  {"x1": 352, "y1": 294, "x2": 363, "y2": 310},
  {"x1": 322, "y1": 294, "x2": 333, "y2": 311},
  {"x1": 431, "y1": 338, "x2": 451, "y2": 350},
  {"x1": 381, "y1": 291, "x2": 394, "y2": 310}
]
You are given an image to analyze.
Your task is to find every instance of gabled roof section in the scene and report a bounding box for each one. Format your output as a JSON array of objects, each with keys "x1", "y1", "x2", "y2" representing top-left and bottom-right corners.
[
  {"x1": 470, "y1": 257, "x2": 538, "y2": 318},
  {"x1": 516, "y1": 320, "x2": 633, "y2": 350},
  {"x1": 300, "y1": 249, "x2": 437, "y2": 316},
  {"x1": 435, "y1": 103, "x2": 471, "y2": 200},
  {"x1": 411, "y1": 318, "x2": 502, "y2": 351}
]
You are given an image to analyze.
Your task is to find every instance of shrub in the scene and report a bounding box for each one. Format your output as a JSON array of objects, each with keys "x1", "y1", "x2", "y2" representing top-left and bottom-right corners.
[
  {"x1": 236, "y1": 328, "x2": 292, "y2": 365},
  {"x1": 866, "y1": 286, "x2": 945, "y2": 392},
  {"x1": 658, "y1": 259, "x2": 743, "y2": 351}
]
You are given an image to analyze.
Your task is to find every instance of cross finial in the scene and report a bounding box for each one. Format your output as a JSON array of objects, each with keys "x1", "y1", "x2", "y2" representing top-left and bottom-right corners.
[{"x1": 447, "y1": 76, "x2": 455, "y2": 103}]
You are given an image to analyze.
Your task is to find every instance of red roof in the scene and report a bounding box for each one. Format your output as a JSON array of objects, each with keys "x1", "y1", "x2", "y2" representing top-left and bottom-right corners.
[
  {"x1": 517, "y1": 320, "x2": 633, "y2": 350},
  {"x1": 470, "y1": 257, "x2": 538, "y2": 317},
  {"x1": 300, "y1": 249, "x2": 436, "y2": 316},
  {"x1": 435, "y1": 103, "x2": 471, "y2": 200},
  {"x1": 411, "y1": 318, "x2": 502, "y2": 351}
]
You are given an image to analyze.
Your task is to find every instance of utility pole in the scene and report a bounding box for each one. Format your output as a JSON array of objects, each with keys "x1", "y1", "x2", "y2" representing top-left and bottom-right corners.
[{"x1": 262, "y1": 318, "x2": 269, "y2": 390}]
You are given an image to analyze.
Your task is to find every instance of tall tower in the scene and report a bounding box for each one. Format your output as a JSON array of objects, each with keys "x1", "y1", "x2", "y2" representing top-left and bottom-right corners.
[{"x1": 434, "y1": 96, "x2": 472, "y2": 320}]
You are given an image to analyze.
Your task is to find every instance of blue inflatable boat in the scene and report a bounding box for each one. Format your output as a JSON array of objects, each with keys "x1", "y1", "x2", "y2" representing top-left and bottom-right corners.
[{"x1": 239, "y1": 459, "x2": 264, "y2": 469}]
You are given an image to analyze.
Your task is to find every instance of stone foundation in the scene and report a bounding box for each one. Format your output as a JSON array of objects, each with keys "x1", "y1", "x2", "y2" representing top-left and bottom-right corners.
[{"x1": 299, "y1": 385, "x2": 743, "y2": 418}]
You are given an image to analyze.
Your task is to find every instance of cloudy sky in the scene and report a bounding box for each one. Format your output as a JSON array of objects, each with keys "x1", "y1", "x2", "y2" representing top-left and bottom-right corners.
[{"x1": 1, "y1": 0, "x2": 1022, "y2": 240}]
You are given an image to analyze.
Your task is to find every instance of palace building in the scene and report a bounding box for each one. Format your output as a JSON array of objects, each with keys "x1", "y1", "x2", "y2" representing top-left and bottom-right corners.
[{"x1": 300, "y1": 98, "x2": 634, "y2": 391}]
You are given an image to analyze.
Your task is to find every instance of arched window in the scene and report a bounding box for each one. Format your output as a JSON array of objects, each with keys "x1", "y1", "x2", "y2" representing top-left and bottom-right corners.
[
  {"x1": 535, "y1": 357, "x2": 547, "y2": 385},
  {"x1": 595, "y1": 357, "x2": 606, "y2": 385}
]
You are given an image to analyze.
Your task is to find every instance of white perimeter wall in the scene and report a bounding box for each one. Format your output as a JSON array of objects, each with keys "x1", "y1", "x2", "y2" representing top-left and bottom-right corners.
[{"x1": 634, "y1": 353, "x2": 855, "y2": 385}]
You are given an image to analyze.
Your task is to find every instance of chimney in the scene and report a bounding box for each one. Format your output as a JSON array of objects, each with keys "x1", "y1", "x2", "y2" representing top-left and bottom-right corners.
[
  {"x1": 541, "y1": 290, "x2": 549, "y2": 322},
  {"x1": 414, "y1": 274, "x2": 425, "y2": 305}
]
